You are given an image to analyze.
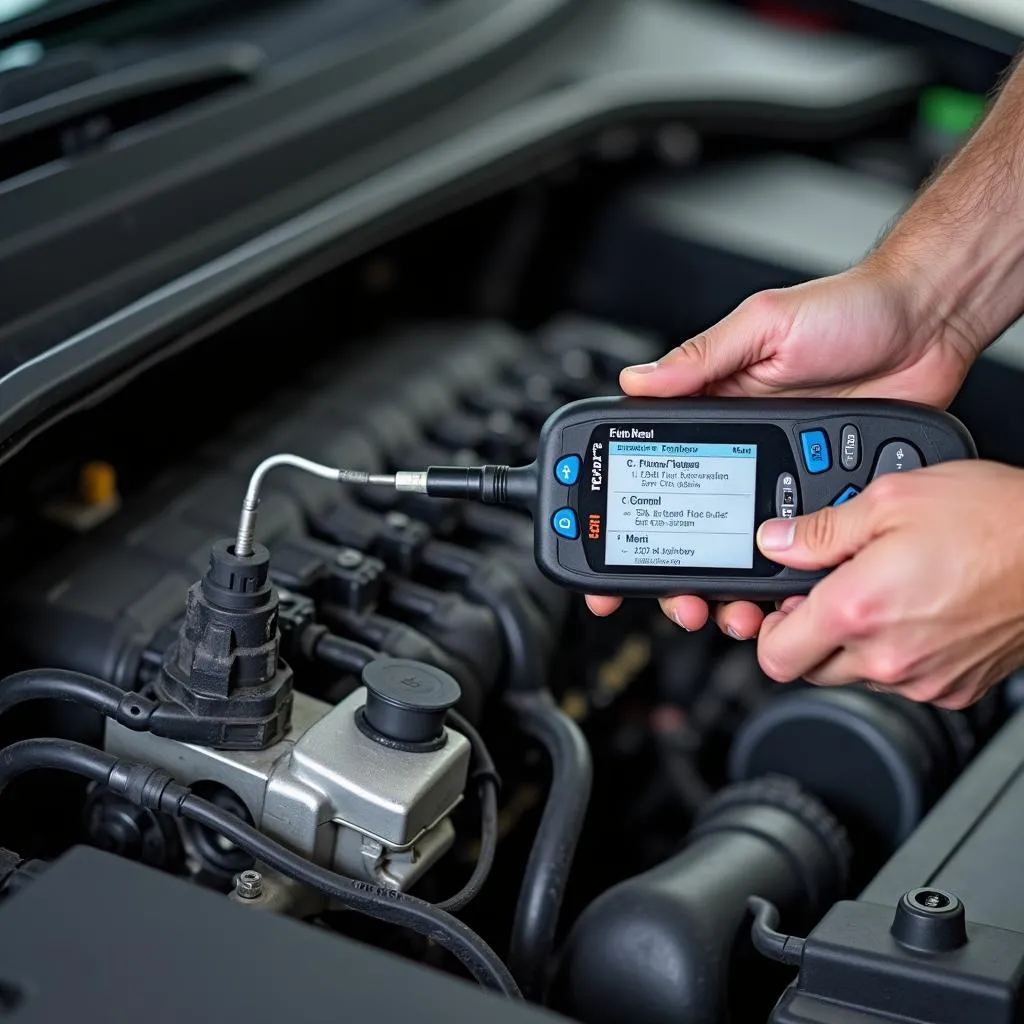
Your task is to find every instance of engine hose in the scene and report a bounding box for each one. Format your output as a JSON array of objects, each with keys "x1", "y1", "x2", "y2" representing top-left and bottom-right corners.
[
  {"x1": 0, "y1": 668, "x2": 264, "y2": 746},
  {"x1": 505, "y1": 688, "x2": 593, "y2": 1002},
  {"x1": 436, "y1": 710, "x2": 499, "y2": 915},
  {"x1": 555, "y1": 776, "x2": 851, "y2": 1024},
  {"x1": 311, "y1": 632, "x2": 378, "y2": 674},
  {"x1": 0, "y1": 738, "x2": 521, "y2": 999},
  {"x1": 0, "y1": 668, "x2": 131, "y2": 720}
]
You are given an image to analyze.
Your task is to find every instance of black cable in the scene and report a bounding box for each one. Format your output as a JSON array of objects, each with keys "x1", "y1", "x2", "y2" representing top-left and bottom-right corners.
[
  {"x1": 505, "y1": 689, "x2": 592, "y2": 1002},
  {"x1": 437, "y1": 784, "x2": 497, "y2": 915},
  {"x1": 435, "y1": 710, "x2": 499, "y2": 915},
  {"x1": 0, "y1": 738, "x2": 521, "y2": 998},
  {"x1": 747, "y1": 896, "x2": 805, "y2": 966},
  {"x1": 179, "y1": 796, "x2": 519, "y2": 996},
  {"x1": 0, "y1": 668, "x2": 277, "y2": 747},
  {"x1": 0, "y1": 735, "x2": 119, "y2": 787},
  {"x1": 0, "y1": 668, "x2": 203, "y2": 742},
  {"x1": 310, "y1": 632, "x2": 378, "y2": 674},
  {"x1": 0, "y1": 669, "x2": 135, "y2": 721}
]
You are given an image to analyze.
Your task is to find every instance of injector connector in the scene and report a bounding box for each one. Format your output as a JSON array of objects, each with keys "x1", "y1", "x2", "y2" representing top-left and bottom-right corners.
[{"x1": 156, "y1": 539, "x2": 293, "y2": 749}]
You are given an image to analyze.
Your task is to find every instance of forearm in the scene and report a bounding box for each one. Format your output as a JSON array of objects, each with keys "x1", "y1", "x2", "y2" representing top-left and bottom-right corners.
[{"x1": 869, "y1": 52, "x2": 1024, "y2": 354}]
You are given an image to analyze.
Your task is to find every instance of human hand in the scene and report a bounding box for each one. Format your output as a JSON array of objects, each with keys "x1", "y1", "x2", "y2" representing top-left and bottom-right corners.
[
  {"x1": 586, "y1": 262, "x2": 984, "y2": 634},
  {"x1": 751, "y1": 460, "x2": 1024, "y2": 710}
]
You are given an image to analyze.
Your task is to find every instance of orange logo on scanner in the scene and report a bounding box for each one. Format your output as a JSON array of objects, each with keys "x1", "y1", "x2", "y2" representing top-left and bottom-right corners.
[{"x1": 588, "y1": 514, "x2": 601, "y2": 541}]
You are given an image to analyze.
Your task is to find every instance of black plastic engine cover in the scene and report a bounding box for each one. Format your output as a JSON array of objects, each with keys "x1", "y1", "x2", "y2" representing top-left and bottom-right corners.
[
  {"x1": 0, "y1": 846, "x2": 567, "y2": 1024},
  {"x1": 767, "y1": 706, "x2": 1024, "y2": 1023}
]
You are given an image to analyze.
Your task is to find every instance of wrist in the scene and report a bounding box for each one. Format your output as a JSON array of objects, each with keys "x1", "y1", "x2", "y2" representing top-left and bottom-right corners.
[
  {"x1": 865, "y1": 208, "x2": 1024, "y2": 361},
  {"x1": 865, "y1": 73, "x2": 1024, "y2": 358}
]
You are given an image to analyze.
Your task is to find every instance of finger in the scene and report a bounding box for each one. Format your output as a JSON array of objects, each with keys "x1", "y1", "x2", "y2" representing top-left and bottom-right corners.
[
  {"x1": 756, "y1": 495, "x2": 890, "y2": 572},
  {"x1": 932, "y1": 691, "x2": 979, "y2": 711},
  {"x1": 619, "y1": 296, "x2": 775, "y2": 396},
  {"x1": 799, "y1": 649, "x2": 868, "y2": 687},
  {"x1": 586, "y1": 595, "x2": 621, "y2": 616},
  {"x1": 713, "y1": 601, "x2": 766, "y2": 640},
  {"x1": 658, "y1": 595, "x2": 711, "y2": 631},
  {"x1": 756, "y1": 570, "x2": 857, "y2": 681},
  {"x1": 800, "y1": 652, "x2": 922, "y2": 691}
]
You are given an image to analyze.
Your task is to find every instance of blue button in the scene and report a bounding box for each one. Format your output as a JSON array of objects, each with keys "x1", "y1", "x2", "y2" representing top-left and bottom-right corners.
[
  {"x1": 833, "y1": 485, "x2": 860, "y2": 506},
  {"x1": 554, "y1": 455, "x2": 581, "y2": 486},
  {"x1": 551, "y1": 508, "x2": 579, "y2": 539},
  {"x1": 800, "y1": 430, "x2": 831, "y2": 474}
]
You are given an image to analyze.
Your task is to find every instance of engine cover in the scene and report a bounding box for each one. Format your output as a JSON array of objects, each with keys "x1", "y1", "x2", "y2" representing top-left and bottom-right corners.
[{"x1": 0, "y1": 846, "x2": 564, "y2": 1024}]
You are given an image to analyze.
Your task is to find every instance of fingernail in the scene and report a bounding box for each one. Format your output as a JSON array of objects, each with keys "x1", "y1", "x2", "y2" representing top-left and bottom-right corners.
[
  {"x1": 758, "y1": 519, "x2": 796, "y2": 551},
  {"x1": 622, "y1": 362, "x2": 658, "y2": 375},
  {"x1": 725, "y1": 626, "x2": 744, "y2": 640},
  {"x1": 670, "y1": 609, "x2": 692, "y2": 632}
]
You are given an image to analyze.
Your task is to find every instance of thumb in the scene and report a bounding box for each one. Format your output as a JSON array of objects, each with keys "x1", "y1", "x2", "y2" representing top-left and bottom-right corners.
[
  {"x1": 756, "y1": 499, "x2": 885, "y2": 571},
  {"x1": 620, "y1": 295, "x2": 775, "y2": 397}
]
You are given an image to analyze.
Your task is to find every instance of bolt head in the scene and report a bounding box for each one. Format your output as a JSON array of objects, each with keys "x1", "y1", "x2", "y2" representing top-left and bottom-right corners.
[
  {"x1": 335, "y1": 548, "x2": 363, "y2": 569},
  {"x1": 907, "y1": 888, "x2": 957, "y2": 914},
  {"x1": 235, "y1": 869, "x2": 263, "y2": 899}
]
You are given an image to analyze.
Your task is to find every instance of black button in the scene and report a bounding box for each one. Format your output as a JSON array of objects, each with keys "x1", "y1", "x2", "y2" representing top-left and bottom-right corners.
[
  {"x1": 775, "y1": 472, "x2": 799, "y2": 518},
  {"x1": 871, "y1": 440, "x2": 922, "y2": 480},
  {"x1": 361, "y1": 658, "x2": 462, "y2": 745},
  {"x1": 840, "y1": 424, "x2": 861, "y2": 470}
]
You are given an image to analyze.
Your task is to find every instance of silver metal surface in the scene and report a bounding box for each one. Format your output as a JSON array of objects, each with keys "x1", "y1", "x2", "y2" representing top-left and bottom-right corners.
[
  {"x1": 229, "y1": 865, "x2": 327, "y2": 917},
  {"x1": 394, "y1": 470, "x2": 428, "y2": 494},
  {"x1": 105, "y1": 689, "x2": 469, "y2": 890},
  {"x1": 235, "y1": 869, "x2": 263, "y2": 899}
]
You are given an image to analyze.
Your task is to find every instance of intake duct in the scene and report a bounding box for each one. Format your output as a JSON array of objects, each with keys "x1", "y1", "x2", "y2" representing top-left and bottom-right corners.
[
  {"x1": 728, "y1": 687, "x2": 984, "y2": 865},
  {"x1": 554, "y1": 776, "x2": 851, "y2": 1024}
]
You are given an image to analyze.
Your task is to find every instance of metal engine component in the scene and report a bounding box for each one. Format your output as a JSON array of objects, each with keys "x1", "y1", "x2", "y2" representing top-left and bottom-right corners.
[
  {"x1": 229, "y1": 865, "x2": 328, "y2": 918},
  {"x1": 105, "y1": 685, "x2": 470, "y2": 891}
]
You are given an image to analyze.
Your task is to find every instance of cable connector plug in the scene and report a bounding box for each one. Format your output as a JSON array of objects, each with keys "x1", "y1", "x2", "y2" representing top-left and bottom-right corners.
[
  {"x1": 397, "y1": 464, "x2": 537, "y2": 511},
  {"x1": 107, "y1": 760, "x2": 190, "y2": 816}
]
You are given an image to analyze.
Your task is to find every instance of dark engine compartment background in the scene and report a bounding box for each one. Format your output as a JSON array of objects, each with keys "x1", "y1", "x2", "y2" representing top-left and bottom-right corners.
[{"x1": 2, "y1": 7, "x2": 1024, "y2": 1019}]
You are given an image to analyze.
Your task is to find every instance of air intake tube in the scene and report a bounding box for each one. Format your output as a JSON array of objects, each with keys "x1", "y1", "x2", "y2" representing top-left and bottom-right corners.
[{"x1": 553, "y1": 776, "x2": 851, "y2": 1024}]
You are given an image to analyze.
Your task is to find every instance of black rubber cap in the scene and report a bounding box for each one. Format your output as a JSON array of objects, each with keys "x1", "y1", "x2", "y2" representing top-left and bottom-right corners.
[
  {"x1": 361, "y1": 658, "x2": 461, "y2": 744},
  {"x1": 891, "y1": 888, "x2": 968, "y2": 952}
]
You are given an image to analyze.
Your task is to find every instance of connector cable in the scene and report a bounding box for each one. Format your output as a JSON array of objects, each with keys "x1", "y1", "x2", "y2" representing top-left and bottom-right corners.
[
  {"x1": 234, "y1": 454, "x2": 538, "y2": 558},
  {"x1": 235, "y1": 455, "x2": 396, "y2": 557}
]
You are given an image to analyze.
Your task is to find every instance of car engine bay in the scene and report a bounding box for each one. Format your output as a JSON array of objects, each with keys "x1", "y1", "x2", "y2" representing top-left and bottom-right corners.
[{"x1": 2, "y1": 2, "x2": 1024, "y2": 1022}]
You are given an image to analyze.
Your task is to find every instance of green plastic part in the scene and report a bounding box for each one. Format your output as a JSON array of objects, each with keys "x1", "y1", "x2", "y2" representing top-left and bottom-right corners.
[{"x1": 919, "y1": 86, "x2": 986, "y2": 136}]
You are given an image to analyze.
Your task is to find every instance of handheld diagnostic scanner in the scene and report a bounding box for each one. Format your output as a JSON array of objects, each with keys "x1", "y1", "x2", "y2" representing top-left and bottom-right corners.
[{"x1": 232, "y1": 397, "x2": 977, "y2": 601}]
